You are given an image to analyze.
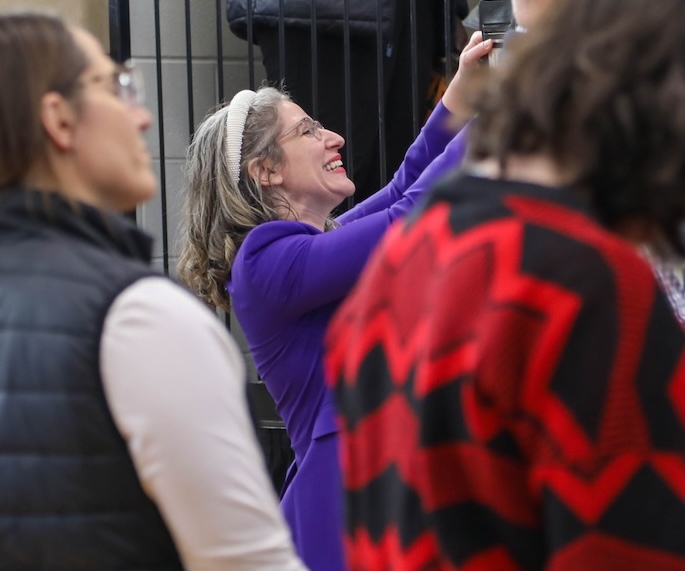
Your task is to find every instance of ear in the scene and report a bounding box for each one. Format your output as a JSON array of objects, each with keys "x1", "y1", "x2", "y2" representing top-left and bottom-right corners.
[
  {"x1": 40, "y1": 92, "x2": 77, "y2": 152},
  {"x1": 247, "y1": 158, "x2": 283, "y2": 188}
]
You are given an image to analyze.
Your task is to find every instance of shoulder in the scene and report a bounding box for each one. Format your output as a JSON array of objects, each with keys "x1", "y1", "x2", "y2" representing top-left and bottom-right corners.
[
  {"x1": 410, "y1": 175, "x2": 654, "y2": 297},
  {"x1": 243, "y1": 220, "x2": 321, "y2": 245},
  {"x1": 235, "y1": 221, "x2": 321, "y2": 266},
  {"x1": 112, "y1": 276, "x2": 222, "y2": 325},
  {"x1": 112, "y1": 277, "x2": 240, "y2": 355},
  {"x1": 114, "y1": 276, "x2": 208, "y2": 313}
]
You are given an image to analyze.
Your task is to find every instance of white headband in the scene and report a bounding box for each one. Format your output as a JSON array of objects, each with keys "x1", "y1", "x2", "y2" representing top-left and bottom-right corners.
[{"x1": 225, "y1": 89, "x2": 257, "y2": 186}]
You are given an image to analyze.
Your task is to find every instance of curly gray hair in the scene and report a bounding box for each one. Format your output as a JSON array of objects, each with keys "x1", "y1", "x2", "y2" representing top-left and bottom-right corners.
[{"x1": 177, "y1": 86, "x2": 292, "y2": 312}]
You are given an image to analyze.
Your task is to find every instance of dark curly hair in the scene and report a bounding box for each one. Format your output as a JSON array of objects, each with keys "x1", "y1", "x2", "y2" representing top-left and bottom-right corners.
[{"x1": 468, "y1": 0, "x2": 685, "y2": 253}]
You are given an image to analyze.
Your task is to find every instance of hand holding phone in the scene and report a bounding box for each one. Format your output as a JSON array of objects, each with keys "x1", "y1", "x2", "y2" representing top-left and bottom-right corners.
[{"x1": 479, "y1": 0, "x2": 514, "y2": 66}]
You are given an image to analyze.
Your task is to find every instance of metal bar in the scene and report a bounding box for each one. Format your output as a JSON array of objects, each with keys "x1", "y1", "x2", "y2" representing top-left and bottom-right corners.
[
  {"x1": 444, "y1": 0, "x2": 455, "y2": 79},
  {"x1": 343, "y1": 0, "x2": 354, "y2": 209},
  {"x1": 108, "y1": 0, "x2": 131, "y2": 62},
  {"x1": 310, "y1": 0, "x2": 318, "y2": 118},
  {"x1": 184, "y1": 0, "x2": 195, "y2": 139},
  {"x1": 278, "y1": 0, "x2": 286, "y2": 82},
  {"x1": 153, "y1": 0, "x2": 169, "y2": 275},
  {"x1": 247, "y1": 0, "x2": 256, "y2": 89},
  {"x1": 376, "y1": 0, "x2": 387, "y2": 188},
  {"x1": 215, "y1": 0, "x2": 225, "y2": 102},
  {"x1": 409, "y1": 0, "x2": 419, "y2": 138}
]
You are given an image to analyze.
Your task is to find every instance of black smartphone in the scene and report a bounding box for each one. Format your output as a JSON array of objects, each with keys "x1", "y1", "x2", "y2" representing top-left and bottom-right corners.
[{"x1": 478, "y1": 0, "x2": 514, "y2": 66}]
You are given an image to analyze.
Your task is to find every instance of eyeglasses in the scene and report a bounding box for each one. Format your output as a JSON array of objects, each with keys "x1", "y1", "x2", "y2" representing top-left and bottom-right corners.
[
  {"x1": 279, "y1": 116, "x2": 323, "y2": 141},
  {"x1": 76, "y1": 61, "x2": 145, "y2": 107}
]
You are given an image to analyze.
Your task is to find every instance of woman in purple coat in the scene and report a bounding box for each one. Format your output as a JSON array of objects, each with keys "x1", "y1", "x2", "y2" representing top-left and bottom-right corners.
[{"x1": 177, "y1": 33, "x2": 490, "y2": 571}]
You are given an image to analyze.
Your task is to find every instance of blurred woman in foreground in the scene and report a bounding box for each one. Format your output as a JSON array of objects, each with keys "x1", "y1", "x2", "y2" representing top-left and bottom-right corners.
[
  {"x1": 0, "y1": 12, "x2": 305, "y2": 570},
  {"x1": 326, "y1": 0, "x2": 685, "y2": 568}
]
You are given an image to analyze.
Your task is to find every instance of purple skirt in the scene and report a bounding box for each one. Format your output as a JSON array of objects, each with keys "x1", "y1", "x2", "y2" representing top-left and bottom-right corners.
[{"x1": 281, "y1": 431, "x2": 346, "y2": 571}]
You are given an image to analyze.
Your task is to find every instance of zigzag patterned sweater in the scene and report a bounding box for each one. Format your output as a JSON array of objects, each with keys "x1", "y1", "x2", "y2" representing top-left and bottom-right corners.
[{"x1": 326, "y1": 172, "x2": 685, "y2": 571}]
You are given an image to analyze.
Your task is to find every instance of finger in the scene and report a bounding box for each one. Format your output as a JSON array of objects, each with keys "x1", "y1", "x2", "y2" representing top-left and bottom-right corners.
[
  {"x1": 460, "y1": 38, "x2": 493, "y2": 67},
  {"x1": 462, "y1": 30, "x2": 484, "y2": 50}
]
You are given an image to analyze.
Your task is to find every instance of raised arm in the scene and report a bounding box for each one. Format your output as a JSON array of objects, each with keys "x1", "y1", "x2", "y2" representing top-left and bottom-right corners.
[
  {"x1": 338, "y1": 101, "x2": 455, "y2": 223},
  {"x1": 339, "y1": 32, "x2": 492, "y2": 223}
]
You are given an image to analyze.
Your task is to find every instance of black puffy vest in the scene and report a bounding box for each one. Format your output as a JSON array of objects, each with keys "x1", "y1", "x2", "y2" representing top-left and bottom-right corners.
[{"x1": 0, "y1": 188, "x2": 183, "y2": 570}]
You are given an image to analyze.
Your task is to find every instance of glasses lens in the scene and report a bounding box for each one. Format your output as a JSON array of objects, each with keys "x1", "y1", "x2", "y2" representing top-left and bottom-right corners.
[
  {"x1": 117, "y1": 62, "x2": 144, "y2": 106},
  {"x1": 302, "y1": 118, "x2": 322, "y2": 140},
  {"x1": 280, "y1": 117, "x2": 323, "y2": 141}
]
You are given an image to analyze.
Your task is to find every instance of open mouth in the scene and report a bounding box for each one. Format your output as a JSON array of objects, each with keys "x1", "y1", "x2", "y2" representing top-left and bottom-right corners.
[{"x1": 324, "y1": 159, "x2": 343, "y2": 171}]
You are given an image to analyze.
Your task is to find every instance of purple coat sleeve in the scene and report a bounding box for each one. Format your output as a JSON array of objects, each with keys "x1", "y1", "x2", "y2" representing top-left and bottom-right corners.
[
  {"x1": 337, "y1": 102, "x2": 464, "y2": 224},
  {"x1": 398, "y1": 122, "x2": 470, "y2": 205}
]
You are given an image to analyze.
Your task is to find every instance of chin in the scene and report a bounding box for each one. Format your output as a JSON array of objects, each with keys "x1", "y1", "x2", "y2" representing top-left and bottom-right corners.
[
  {"x1": 115, "y1": 181, "x2": 157, "y2": 213},
  {"x1": 141, "y1": 178, "x2": 158, "y2": 202}
]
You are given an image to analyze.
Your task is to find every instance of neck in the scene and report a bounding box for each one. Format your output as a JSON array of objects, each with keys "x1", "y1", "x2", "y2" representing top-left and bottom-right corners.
[
  {"x1": 280, "y1": 208, "x2": 328, "y2": 232},
  {"x1": 276, "y1": 196, "x2": 335, "y2": 232},
  {"x1": 23, "y1": 156, "x2": 104, "y2": 210},
  {"x1": 472, "y1": 154, "x2": 667, "y2": 252},
  {"x1": 22, "y1": 157, "x2": 60, "y2": 192},
  {"x1": 468, "y1": 154, "x2": 571, "y2": 188}
]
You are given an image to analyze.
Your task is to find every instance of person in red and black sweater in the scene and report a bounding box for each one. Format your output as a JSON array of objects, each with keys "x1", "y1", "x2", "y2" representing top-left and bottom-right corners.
[{"x1": 325, "y1": 0, "x2": 685, "y2": 569}]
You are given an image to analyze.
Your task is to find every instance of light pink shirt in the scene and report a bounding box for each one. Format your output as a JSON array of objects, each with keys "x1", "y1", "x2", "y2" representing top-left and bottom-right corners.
[{"x1": 100, "y1": 277, "x2": 307, "y2": 571}]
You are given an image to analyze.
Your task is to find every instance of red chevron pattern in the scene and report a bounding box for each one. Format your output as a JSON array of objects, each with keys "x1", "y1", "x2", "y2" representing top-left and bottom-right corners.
[{"x1": 325, "y1": 176, "x2": 685, "y2": 570}]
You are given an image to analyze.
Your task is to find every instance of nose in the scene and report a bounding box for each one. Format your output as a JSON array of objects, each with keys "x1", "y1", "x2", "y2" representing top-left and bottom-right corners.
[
  {"x1": 132, "y1": 104, "x2": 153, "y2": 132},
  {"x1": 323, "y1": 128, "x2": 345, "y2": 150}
]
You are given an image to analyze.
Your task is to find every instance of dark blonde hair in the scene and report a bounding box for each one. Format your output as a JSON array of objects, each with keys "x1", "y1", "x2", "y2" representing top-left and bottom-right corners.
[
  {"x1": 469, "y1": 0, "x2": 685, "y2": 252},
  {"x1": 177, "y1": 87, "x2": 292, "y2": 312},
  {"x1": 0, "y1": 13, "x2": 88, "y2": 187}
]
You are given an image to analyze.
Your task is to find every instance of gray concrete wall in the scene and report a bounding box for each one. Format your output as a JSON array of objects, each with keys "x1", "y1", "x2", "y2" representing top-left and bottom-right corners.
[
  {"x1": 128, "y1": 0, "x2": 265, "y2": 383},
  {"x1": 0, "y1": 0, "x2": 108, "y2": 44},
  {"x1": 128, "y1": 1, "x2": 265, "y2": 277}
]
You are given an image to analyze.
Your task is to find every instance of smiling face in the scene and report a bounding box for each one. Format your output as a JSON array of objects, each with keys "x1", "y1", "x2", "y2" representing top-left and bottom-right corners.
[
  {"x1": 272, "y1": 101, "x2": 356, "y2": 224},
  {"x1": 64, "y1": 28, "x2": 155, "y2": 212}
]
